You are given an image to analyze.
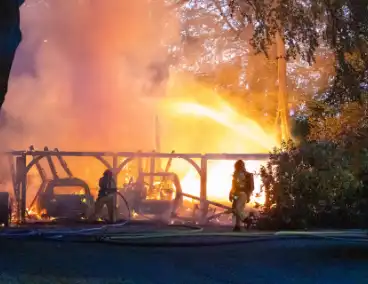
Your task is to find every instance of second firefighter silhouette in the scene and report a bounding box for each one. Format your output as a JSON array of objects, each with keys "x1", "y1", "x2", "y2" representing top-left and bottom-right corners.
[
  {"x1": 93, "y1": 170, "x2": 117, "y2": 223},
  {"x1": 229, "y1": 160, "x2": 255, "y2": 231}
]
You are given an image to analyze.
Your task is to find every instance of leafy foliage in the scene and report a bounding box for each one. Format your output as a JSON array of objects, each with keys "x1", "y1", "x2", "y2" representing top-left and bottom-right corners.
[
  {"x1": 223, "y1": 0, "x2": 368, "y2": 104},
  {"x1": 308, "y1": 101, "x2": 368, "y2": 145},
  {"x1": 256, "y1": 98, "x2": 368, "y2": 229},
  {"x1": 174, "y1": 1, "x2": 337, "y2": 132},
  {"x1": 258, "y1": 139, "x2": 368, "y2": 229}
]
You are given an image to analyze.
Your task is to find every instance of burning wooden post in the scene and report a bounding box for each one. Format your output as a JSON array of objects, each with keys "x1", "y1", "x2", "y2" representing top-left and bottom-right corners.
[
  {"x1": 15, "y1": 155, "x2": 26, "y2": 222},
  {"x1": 199, "y1": 156, "x2": 208, "y2": 224}
]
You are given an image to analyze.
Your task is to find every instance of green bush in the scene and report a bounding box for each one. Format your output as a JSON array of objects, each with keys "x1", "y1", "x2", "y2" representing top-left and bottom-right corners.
[{"x1": 258, "y1": 140, "x2": 368, "y2": 230}]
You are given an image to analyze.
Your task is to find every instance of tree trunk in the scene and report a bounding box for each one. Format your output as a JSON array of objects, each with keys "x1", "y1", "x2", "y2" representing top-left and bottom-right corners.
[{"x1": 276, "y1": 31, "x2": 290, "y2": 142}]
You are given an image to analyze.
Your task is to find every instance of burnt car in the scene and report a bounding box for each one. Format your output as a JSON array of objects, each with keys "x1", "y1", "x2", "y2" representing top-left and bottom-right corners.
[
  {"x1": 37, "y1": 178, "x2": 94, "y2": 220},
  {"x1": 121, "y1": 172, "x2": 183, "y2": 220}
]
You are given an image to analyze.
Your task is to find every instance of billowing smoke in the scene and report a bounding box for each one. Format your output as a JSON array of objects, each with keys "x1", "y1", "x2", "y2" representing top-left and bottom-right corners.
[{"x1": 2, "y1": 0, "x2": 180, "y2": 151}]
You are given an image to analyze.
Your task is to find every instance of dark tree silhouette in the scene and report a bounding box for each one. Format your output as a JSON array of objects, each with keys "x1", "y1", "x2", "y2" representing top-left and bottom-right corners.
[{"x1": 0, "y1": 0, "x2": 23, "y2": 111}]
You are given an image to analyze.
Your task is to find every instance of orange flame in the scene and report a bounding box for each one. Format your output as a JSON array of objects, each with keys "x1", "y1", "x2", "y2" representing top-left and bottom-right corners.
[{"x1": 160, "y1": 76, "x2": 278, "y2": 205}]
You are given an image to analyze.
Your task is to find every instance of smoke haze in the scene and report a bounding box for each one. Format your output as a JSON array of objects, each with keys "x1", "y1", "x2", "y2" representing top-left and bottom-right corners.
[{"x1": 3, "y1": 0, "x2": 180, "y2": 151}]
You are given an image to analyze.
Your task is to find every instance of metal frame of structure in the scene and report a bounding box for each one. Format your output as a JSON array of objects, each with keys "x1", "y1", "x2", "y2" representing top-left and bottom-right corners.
[{"x1": 7, "y1": 149, "x2": 269, "y2": 223}]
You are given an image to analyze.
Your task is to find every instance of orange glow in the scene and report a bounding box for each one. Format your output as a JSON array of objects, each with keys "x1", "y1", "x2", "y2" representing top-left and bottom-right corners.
[
  {"x1": 158, "y1": 74, "x2": 279, "y2": 205},
  {"x1": 3, "y1": 2, "x2": 280, "y2": 214},
  {"x1": 19, "y1": 75, "x2": 278, "y2": 214},
  {"x1": 180, "y1": 160, "x2": 266, "y2": 205}
]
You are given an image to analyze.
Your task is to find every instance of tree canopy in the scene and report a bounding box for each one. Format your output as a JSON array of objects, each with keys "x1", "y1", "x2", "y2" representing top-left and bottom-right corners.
[
  {"x1": 174, "y1": 0, "x2": 368, "y2": 106},
  {"x1": 226, "y1": 0, "x2": 368, "y2": 104}
]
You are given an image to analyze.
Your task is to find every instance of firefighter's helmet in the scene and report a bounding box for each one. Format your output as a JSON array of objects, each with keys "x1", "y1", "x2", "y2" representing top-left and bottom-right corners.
[
  {"x1": 234, "y1": 160, "x2": 245, "y2": 171},
  {"x1": 103, "y1": 169, "x2": 113, "y2": 177}
]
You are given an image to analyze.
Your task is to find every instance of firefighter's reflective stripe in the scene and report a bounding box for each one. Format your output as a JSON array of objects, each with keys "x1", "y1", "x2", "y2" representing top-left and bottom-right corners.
[
  {"x1": 235, "y1": 172, "x2": 247, "y2": 189},
  {"x1": 233, "y1": 171, "x2": 254, "y2": 195}
]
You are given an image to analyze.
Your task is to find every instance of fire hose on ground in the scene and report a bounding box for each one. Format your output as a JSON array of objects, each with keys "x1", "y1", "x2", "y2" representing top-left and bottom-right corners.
[
  {"x1": 1, "y1": 227, "x2": 367, "y2": 247},
  {"x1": 0, "y1": 191, "x2": 204, "y2": 240},
  {"x1": 0, "y1": 192, "x2": 367, "y2": 246}
]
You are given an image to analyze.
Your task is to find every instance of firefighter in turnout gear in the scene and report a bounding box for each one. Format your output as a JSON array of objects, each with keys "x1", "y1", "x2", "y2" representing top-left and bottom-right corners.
[
  {"x1": 93, "y1": 169, "x2": 117, "y2": 223},
  {"x1": 229, "y1": 160, "x2": 255, "y2": 232}
]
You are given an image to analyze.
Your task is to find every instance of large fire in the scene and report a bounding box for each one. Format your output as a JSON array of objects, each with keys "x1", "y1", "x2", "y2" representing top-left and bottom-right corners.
[
  {"x1": 7, "y1": 1, "x2": 281, "y2": 218},
  {"x1": 159, "y1": 75, "x2": 279, "y2": 205},
  {"x1": 180, "y1": 160, "x2": 266, "y2": 205},
  {"x1": 22, "y1": 75, "x2": 278, "y2": 217}
]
